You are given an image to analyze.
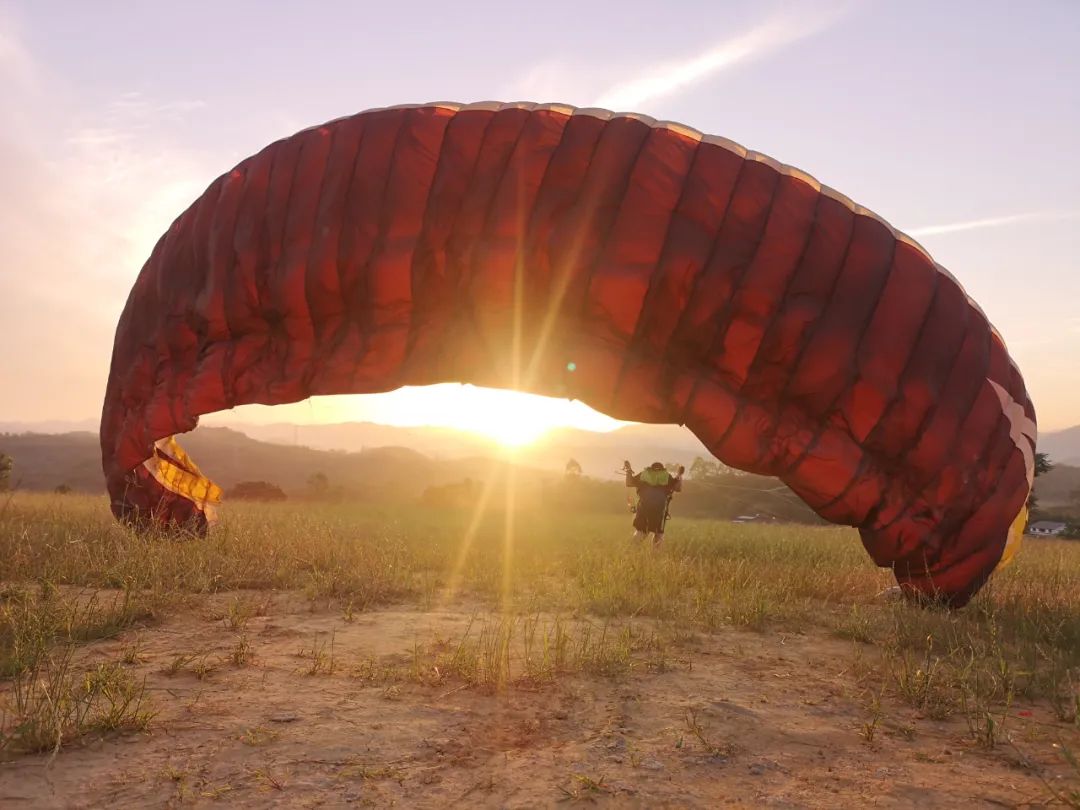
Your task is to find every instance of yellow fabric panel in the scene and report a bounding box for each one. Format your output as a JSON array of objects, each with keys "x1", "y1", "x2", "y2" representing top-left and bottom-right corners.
[
  {"x1": 142, "y1": 436, "x2": 222, "y2": 518},
  {"x1": 994, "y1": 503, "x2": 1028, "y2": 573}
]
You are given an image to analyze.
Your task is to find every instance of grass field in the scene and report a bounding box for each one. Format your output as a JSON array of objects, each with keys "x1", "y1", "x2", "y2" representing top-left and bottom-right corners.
[{"x1": 1, "y1": 492, "x2": 1078, "y2": 807}]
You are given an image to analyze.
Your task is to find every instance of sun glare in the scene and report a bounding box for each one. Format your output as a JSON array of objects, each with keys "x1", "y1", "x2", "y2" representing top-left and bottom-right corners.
[
  {"x1": 203, "y1": 384, "x2": 626, "y2": 446},
  {"x1": 361, "y1": 385, "x2": 624, "y2": 447}
]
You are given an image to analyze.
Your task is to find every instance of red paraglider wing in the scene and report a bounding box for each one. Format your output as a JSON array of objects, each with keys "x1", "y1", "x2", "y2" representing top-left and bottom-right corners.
[{"x1": 100, "y1": 102, "x2": 1036, "y2": 606}]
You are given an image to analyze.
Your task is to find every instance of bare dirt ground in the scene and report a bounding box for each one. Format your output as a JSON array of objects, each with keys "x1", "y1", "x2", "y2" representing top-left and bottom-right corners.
[{"x1": 0, "y1": 592, "x2": 1075, "y2": 808}]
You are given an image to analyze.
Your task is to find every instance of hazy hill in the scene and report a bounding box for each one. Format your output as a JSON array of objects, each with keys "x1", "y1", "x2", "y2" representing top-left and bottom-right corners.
[
  {"x1": 0, "y1": 426, "x2": 825, "y2": 522},
  {"x1": 6, "y1": 419, "x2": 1073, "y2": 525},
  {"x1": 0, "y1": 419, "x2": 98, "y2": 434},
  {"x1": 0, "y1": 422, "x2": 708, "y2": 499},
  {"x1": 1, "y1": 418, "x2": 712, "y2": 481},
  {"x1": 0, "y1": 428, "x2": 540, "y2": 500},
  {"x1": 12, "y1": 414, "x2": 1077, "y2": 479},
  {"x1": 204, "y1": 420, "x2": 496, "y2": 461},
  {"x1": 1034, "y1": 462, "x2": 1080, "y2": 511},
  {"x1": 207, "y1": 420, "x2": 709, "y2": 479},
  {"x1": 1041, "y1": 425, "x2": 1080, "y2": 466},
  {"x1": 0, "y1": 431, "x2": 104, "y2": 492}
]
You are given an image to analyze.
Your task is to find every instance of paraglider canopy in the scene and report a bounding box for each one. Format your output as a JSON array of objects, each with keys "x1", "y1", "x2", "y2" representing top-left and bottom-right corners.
[{"x1": 100, "y1": 101, "x2": 1035, "y2": 607}]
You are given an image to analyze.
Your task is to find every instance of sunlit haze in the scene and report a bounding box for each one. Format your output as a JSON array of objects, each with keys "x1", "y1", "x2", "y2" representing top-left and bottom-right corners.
[
  {"x1": 202, "y1": 386, "x2": 626, "y2": 447},
  {"x1": 1, "y1": 0, "x2": 1077, "y2": 435}
]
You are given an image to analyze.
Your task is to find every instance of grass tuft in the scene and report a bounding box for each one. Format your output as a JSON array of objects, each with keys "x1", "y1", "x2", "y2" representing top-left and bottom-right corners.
[{"x1": 1, "y1": 646, "x2": 154, "y2": 756}]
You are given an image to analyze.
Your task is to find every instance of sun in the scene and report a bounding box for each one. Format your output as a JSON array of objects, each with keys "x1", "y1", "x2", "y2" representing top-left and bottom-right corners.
[
  {"x1": 346, "y1": 384, "x2": 624, "y2": 446},
  {"x1": 474, "y1": 411, "x2": 547, "y2": 447},
  {"x1": 209, "y1": 384, "x2": 626, "y2": 446},
  {"x1": 452, "y1": 389, "x2": 570, "y2": 446}
]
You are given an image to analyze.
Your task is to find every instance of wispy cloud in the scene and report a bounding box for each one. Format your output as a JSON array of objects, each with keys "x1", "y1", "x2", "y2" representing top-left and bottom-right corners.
[
  {"x1": 508, "y1": 3, "x2": 855, "y2": 111},
  {"x1": 593, "y1": 4, "x2": 853, "y2": 110},
  {"x1": 907, "y1": 210, "x2": 1080, "y2": 238},
  {"x1": 0, "y1": 19, "x2": 215, "y2": 419}
]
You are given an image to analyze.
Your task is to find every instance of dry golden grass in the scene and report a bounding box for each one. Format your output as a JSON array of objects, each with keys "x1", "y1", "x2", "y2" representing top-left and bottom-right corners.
[{"x1": 0, "y1": 491, "x2": 1078, "y2": 803}]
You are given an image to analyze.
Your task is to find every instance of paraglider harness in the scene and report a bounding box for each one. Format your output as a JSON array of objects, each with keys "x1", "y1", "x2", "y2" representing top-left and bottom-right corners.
[{"x1": 623, "y1": 461, "x2": 684, "y2": 533}]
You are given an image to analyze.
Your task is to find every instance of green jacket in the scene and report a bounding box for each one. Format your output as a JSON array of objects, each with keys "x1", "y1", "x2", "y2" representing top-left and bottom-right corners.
[{"x1": 639, "y1": 468, "x2": 671, "y2": 486}]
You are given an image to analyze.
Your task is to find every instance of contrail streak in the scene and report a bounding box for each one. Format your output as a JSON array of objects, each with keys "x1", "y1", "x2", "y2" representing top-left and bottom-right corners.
[
  {"x1": 594, "y1": 5, "x2": 852, "y2": 110},
  {"x1": 907, "y1": 210, "x2": 1080, "y2": 238}
]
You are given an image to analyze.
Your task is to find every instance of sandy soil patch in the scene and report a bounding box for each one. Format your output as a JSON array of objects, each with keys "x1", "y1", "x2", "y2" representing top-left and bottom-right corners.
[{"x1": 1, "y1": 593, "x2": 1076, "y2": 808}]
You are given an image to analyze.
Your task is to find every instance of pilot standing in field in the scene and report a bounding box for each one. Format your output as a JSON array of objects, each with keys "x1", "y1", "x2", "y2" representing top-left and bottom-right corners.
[{"x1": 624, "y1": 461, "x2": 684, "y2": 547}]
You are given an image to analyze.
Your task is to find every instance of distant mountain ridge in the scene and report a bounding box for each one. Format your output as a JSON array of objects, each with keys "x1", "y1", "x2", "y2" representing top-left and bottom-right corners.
[
  {"x1": 1040, "y1": 425, "x2": 1080, "y2": 466},
  {"x1": 0, "y1": 419, "x2": 98, "y2": 434},
  {"x1": 0, "y1": 427, "x2": 536, "y2": 497},
  {"x1": 1, "y1": 418, "x2": 708, "y2": 478},
  {"x1": 203, "y1": 419, "x2": 709, "y2": 479},
  {"x1": 5, "y1": 417, "x2": 1077, "y2": 481},
  {"x1": 2, "y1": 424, "x2": 1074, "y2": 525}
]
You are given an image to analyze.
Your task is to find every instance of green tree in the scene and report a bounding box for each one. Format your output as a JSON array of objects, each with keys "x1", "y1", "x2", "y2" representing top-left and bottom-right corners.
[
  {"x1": 689, "y1": 456, "x2": 719, "y2": 481},
  {"x1": 688, "y1": 456, "x2": 739, "y2": 480},
  {"x1": 1034, "y1": 452, "x2": 1053, "y2": 477},
  {"x1": 1028, "y1": 452, "x2": 1053, "y2": 514},
  {"x1": 564, "y1": 458, "x2": 582, "y2": 478},
  {"x1": 0, "y1": 453, "x2": 11, "y2": 492}
]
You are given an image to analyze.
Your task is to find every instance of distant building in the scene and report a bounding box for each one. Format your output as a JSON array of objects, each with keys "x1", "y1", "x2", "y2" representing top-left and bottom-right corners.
[
  {"x1": 1027, "y1": 521, "x2": 1067, "y2": 537},
  {"x1": 732, "y1": 513, "x2": 775, "y2": 524}
]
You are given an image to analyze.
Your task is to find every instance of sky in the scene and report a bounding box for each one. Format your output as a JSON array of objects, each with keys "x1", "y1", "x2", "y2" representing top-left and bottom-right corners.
[{"x1": 1, "y1": 0, "x2": 1078, "y2": 441}]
